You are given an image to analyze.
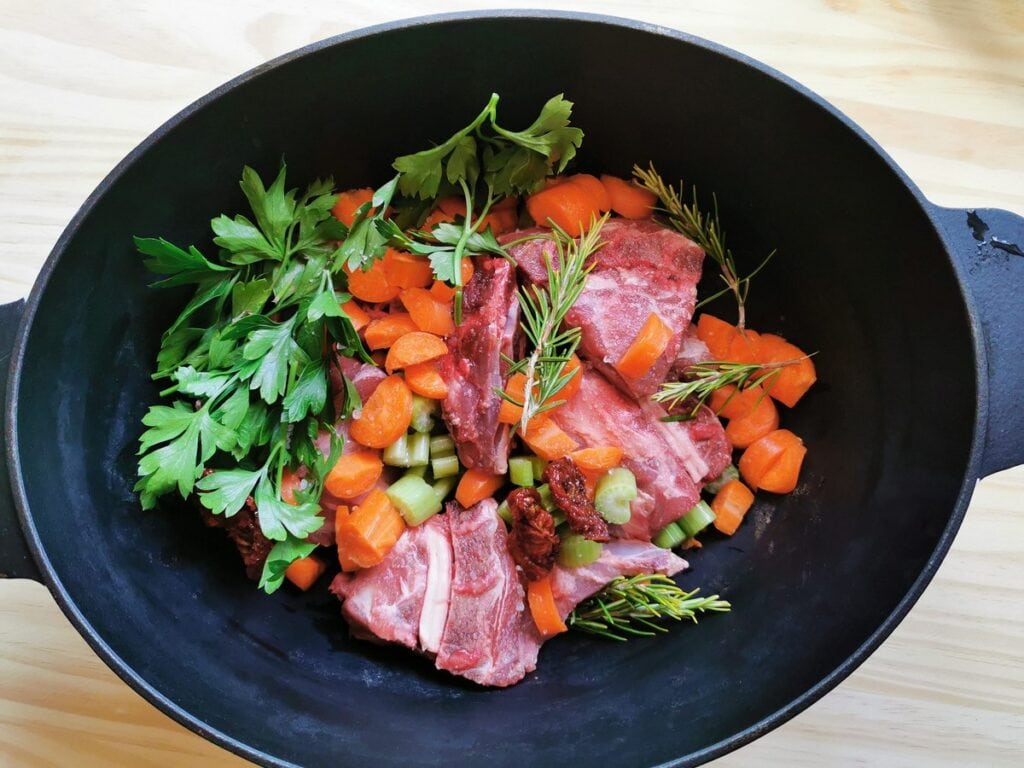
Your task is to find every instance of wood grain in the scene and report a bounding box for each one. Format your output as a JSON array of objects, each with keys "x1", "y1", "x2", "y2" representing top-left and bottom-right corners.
[{"x1": 0, "y1": 0, "x2": 1022, "y2": 765}]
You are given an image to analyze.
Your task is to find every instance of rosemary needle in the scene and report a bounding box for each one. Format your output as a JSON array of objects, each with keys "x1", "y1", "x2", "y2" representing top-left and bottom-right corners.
[{"x1": 653, "y1": 357, "x2": 810, "y2": 418}]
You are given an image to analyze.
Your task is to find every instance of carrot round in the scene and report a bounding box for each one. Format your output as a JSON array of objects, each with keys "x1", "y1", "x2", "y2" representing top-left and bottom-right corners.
[
  {"x1": 383, "y1": 248, "x2": 434, "y2": 290},
  {"x1": 280, "y1": 468, "x2": 303, "y2": 505},
  {"x1": 727, "y1": 328, "x2": 762, "y2": 365},
  {"x1": 340, "y1": 300, "x2": 371, "y2": 332},
  {"x1": 569, "y1": 446, "x2": 624, "y2": 472},
  {"x1": 527, "y1": 575, "x2": 568, "y2": 637},
  {"x1": 364, "y1": 313, "x2": 419, "y2": 351},
  {"x1": 400, "y1": 287, "x2": 455, "y2": 336},
  {"x1": 455, "y1": 468, "x2": 506, "y2": 508},
  {"x1": 285, "y1": 555, "x2": 326, "y2": 591},
  {"x1": 384, "y1": 331, "x2": 448, "y2": 373},
  {"x1": 403, "y1": 360, "x2": 448, "y2": 400},
  {"x1": 325, "y1": 451, "x2": 384, "y2": 499},
  {"x1": 709, "y1": 384, "x2": 768, "y2": 420},
  {"x1": 497, "y1": 356, "x2": 582, "y2": 425},
  {"x1": 349, "y1": 375, "x2": 413, "y2": 449},
  {"x1": 332, "y1": 187, "x2": 374, "y2": 227},
  {"x1": 429, "y1": 259, "x2": 474, "y2": 303},
  {"x1": 521, "y1": 416, "x2": 579, "y2": 460},
  {"x1": 758, "y1": 439, "x2": 807, "y2": 494},
  {"x1": 336, "y1": 489, "x2": 406, "y2": 571},
  {"x1": 334, "y1": 505, "x2": 353, "y2": 568},
  {"x1": 526, "y1": 182, "x2": 603, "y2": 237},
  {"x1": 565, "y1": 174, "x2": 611, "y2": 211},
  {"x1": 739, "y1": 429, "x2": 804, "y2": 491},
  {"x1": 696, "y1": 313, "x2": 738, "y2": 360},
  {"x1": 346, "y1": 261, "x2": 400, "y2": 303},
  {"x1": 615, "y1": 312, "x2": 673, "y2": 379},
  {"x1": 724, "y1": 395, "x2": 779, "y2": 448},
  {"x1": 600, "y1": 175, "x2": 657, "y2": 219},
  {"x1": 756, "y1": 333, "x2": 817, "y2": 407},
  {"x1": 711, "y1": 480, "x2": 755, "y2": 536}
]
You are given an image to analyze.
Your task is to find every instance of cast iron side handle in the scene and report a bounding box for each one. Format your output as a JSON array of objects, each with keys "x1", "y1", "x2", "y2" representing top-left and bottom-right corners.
[
  {"x1": 932, "y1": 205, "x2": 1024, "y2": 478},
  {"x1": 0, "y1": 300, "x2": 41, "y2": 580}
]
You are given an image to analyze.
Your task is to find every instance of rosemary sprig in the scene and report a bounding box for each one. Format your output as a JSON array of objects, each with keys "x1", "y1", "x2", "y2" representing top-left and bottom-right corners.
[
  {"x1": 632, "y1": 163, "x2": 774, "y2": 330},
  {"x1": 653, "y1": 357, "x2": 809, "y2": 418},
  {"x1": 568, "y1": 574, "x2": 730, "y2": 642},
  {"x1": 500, "y1": 215, "x2": 608, "y2": 430}
]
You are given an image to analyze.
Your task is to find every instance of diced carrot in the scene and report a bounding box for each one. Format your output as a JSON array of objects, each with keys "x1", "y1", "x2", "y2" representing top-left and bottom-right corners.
[
  {"x1": 615, "y1": 312, "x2": 673, "y2": 379},
  {"x1": 280, "y1": 468, "x2": 302, "y2": 505},
  {"x1": 565, "y1": 174, "x2": 611, "y2": 211},
  {"x1": 756, "y1": 333, "x2": 817, "y2": 407},
  {"x1": 725, "y1": 402, "x2": 779, "y2": 449},
  {"x1": 600, "y1": 175, "x2": 657, "y2": 219},
  {"x1": 346, "y1": 261, "x2": 400, "y2": 303},
  {"x1": 383, "y1": 248, "x2": 434, "y2": 289},
  {"x1": 711, "y1": 480, "x2": 755, "y2": 536},
  {"x1": 399, "y1": 287, "x2": 455, "y2": 336},
  {"x1": 727, "y1": 328, "x2": 761, "y2": 365},
  {"x1": 455, "y1": 468, "x2": 506, "y2": 509},
  {"x1": 384, "y1": 331, "x2": 448, "y2": 373},
  {"x1": 696, "y1": 314, "x2": 738, "y2": 359},
  {"x1": 521, "y1": 416, "x2": 579, "y2": 460},
  {"x1": 340, "y1": 300, "x2": 371, "y2": 332},
  {"x1": 526, "y1": 181, "x2": 603, "y2": 237},
  {"x1": 349, "y1": 375, "x2": 413, "y2": 449},
  {"x1": 758, "y1": 438, "x2": 807, "y2": 494},
  {"x1": 335, "y1": 489, "x2": 406, "y2": 571},
  {"x1": 403, "y1": 360, "x2": 448, "y2": 400},
  {"x1": 569, "y1": 447, "x2": 624, "y2": 472},
  {"x1": 497, "y1": 356, "x2": 582, "y2": 425},
  {"x1": 527, "y1": 575, "x2": 568, "y2": 637},
  {"x1": 285, "y1": 555, "x2": 326, "y2": 591},
  {"x1": 364, "y1": 313, "x2": 419, "y2": 350},
  {"x1": 325, "y1": 451, "x2": 384, "y2": 499},
  {"x1": 332, "y1": 187, "x2": 374, "y2": 227},
  {"x1": 738, "y1": 429, "x2": 803, "y2": 491}
]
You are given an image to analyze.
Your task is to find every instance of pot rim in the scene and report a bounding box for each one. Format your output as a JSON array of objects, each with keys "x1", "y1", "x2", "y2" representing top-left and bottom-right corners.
[{"x1": 4, "y1": 10, "x2": 987, "y2": 768}]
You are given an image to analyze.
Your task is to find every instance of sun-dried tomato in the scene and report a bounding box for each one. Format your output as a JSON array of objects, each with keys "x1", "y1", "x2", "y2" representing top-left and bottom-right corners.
[
  {"x1": 543, "y1": 457, "x2": 609, "y2": 542},
  {"x1": 507, "y1": 487, "x2": 560, "y2": 581}
]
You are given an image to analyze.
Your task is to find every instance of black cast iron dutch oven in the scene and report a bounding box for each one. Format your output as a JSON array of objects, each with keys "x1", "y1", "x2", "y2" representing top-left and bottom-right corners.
[{"x1": 1, "y1": 11, "x2": 1022, "y2": 767}]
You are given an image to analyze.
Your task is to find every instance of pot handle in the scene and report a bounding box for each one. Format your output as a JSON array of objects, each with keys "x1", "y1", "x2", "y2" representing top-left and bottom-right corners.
[
  {"x1": 0, "y1": 300, "x2": 41, "y2": 580},
  {"x1": 932, "y1": 205, "x2": 1024, "y2": 478}
]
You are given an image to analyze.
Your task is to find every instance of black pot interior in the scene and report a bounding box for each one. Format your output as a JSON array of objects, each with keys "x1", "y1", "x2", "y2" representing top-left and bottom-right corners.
[{"x1": 14, "y1": 15, "x2": 976, "y2": 767}]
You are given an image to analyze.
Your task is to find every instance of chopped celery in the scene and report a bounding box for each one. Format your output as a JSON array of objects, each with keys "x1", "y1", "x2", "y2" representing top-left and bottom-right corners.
[
  {"x1": 509, "y1": 457, "x2": 534, "y2": 487},
  {"x1": 704, "y1": 464, "x2": 739, "y2": 495},
  {"x1": 594, "y1": 467, "x2": 637, "y2": 525},
  {"x1": 653, "y1": 521, "x2": 685, "y2": 549},
  {"x1": 387, "y1": 475, "x2": 441, "y2": 526},
  {"x1": 408, "y1": 432, "x2": 430, "y2": 467},
  {"x1": 496, "y1": 500, "x2": 512, "y2": 525},
  {"x1": 405, "y1": 464, "x2": 428, "y2": 479},
  {"x1": 431, "y1": 454, "x2": 460, "y2": 479},
  {"x1": 410, "y1": 395, "x2": 437, "y2": 433},
  {"x1": 432, "y1": 476, "x2": 457, "y2": 503},
  {"x1": 529, "y1": 456, "x2": 548, "y2": 480},
  {"x1": 557, "y1": 534, "x2": 603, "y2": 568},
  {"x1": 551, "y1": 509, "x2": 566, "y2": 528},
  {"x1": 678, "y1": 500, "x2": 716, "y2": 538},
  {"x1": 536, "y1": 483, "x2": 557, "y2": 512},
  {"x1": 383, "y1": 434, "x2": 411, "y2": 467},
  {"x1": 429, "y1": 434, "x2": 456, "y2": 458}
]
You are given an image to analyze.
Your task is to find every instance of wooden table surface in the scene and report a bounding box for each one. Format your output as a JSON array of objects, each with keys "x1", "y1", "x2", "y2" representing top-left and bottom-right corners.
[{"x1": 1, "y1": 1, "x2": 1022, "y2": 765}]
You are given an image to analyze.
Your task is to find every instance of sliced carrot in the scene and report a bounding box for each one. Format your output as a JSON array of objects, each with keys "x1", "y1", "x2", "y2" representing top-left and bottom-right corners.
[
  {"x1": 482, "y1": 207, "x2": 518, "y2": 236},
  {"x1": 383, "y1": 248, "x2": 434, "y2": 290},
  {"x1": 400, "y1": 287, "x2": 455, "y2": 336},
  {"x1": 526, "y1": 182, "x2": 603, "y2": 237},
  {"x1": 725, "y1": 396, "x2": 779, "y2": 449},
  {"x1": 696, "y1": 313, "x2": 738, "y2": 360},
  {"x1": 332, "y1": 187, "x2": 374, "y2": 227},
  {"x1": 565, "y1": 174, "x2": 611, "y2": 211},
  {"x1": 497, "y1": 356, "x2": 582, "y2": 425},
  {"x1": 615, "y1": 312, "x2": 673, "y2": 379},
  {"x1": 336, "y1": 489, "x2": 406, "y2": 571},
  {"x1": 404, "y1": 360, "x2": 448, "y2": 400},
  {"x1": 455, "y1": 468, "x2": 506, "y2": 509},
  {"x1": 280, "y1": 468, "x2": 302, "y2": 505},
  {"x1": 569, "y1": 447, "x2": 624, "y2": 472},
  {"x1": 727, "y1": 328, "x2": 762, "y2": 365},
  {"x1": 556, "y1": 355, "x2": 583, "y2": 404},
  {"x1": 429, "y1": 259, "x2": 474, "y2": 302},
  {"x1": 758, "y1": 439, "x2": 807, "y2": 494},
  {"x1": 285, "y1": 555, "x2": 326, "y2": 591},
  {"x1": 738, "y1": 429, "x2": 803, "y2": 491},
  {"x1": 527, "y1": 575, "x2": 568, "y2": 637},
  {"x1": 384, "y1": 331, "x2": 448, "y2": 373},
  {"x1": 711, "y1": 480, "x2": 755, "y2": 536},
  {"x1": 756, "y1": 333, "x2": 817, "y2": 407},
  {"x1": 521, "y1": 416, "x2": 579, "y2": 460},
  {"x1": 580, "y1": 468, "x2": 602, "y2": 501},
  {"x1": 325, "y1": 451, "x2": 384, "y2": 499},
  {"x1": 364, "y1": 313, "x2": 419, "y2": 350},
  {"x1": 349, "y1": 375, "x2": 413, "y2": 449},
  {"x1": 334, "y1": 506, "x2": 359, "y2": 571},
  {"x1": 709, "y1": 384, "x2": 768, "y2": 420},
  {"x1": 340, "y1": 300, "x2": 371, "y2": 332},
  {"x1": 600, "y1": 175, "x2": 657, "y2": 219},
  {"x1": 422, "y1": 198, "x2": 517, "y2": 236},
  {"x1": 346, "y1": 260, "x2": 400, "y2": 303}
]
